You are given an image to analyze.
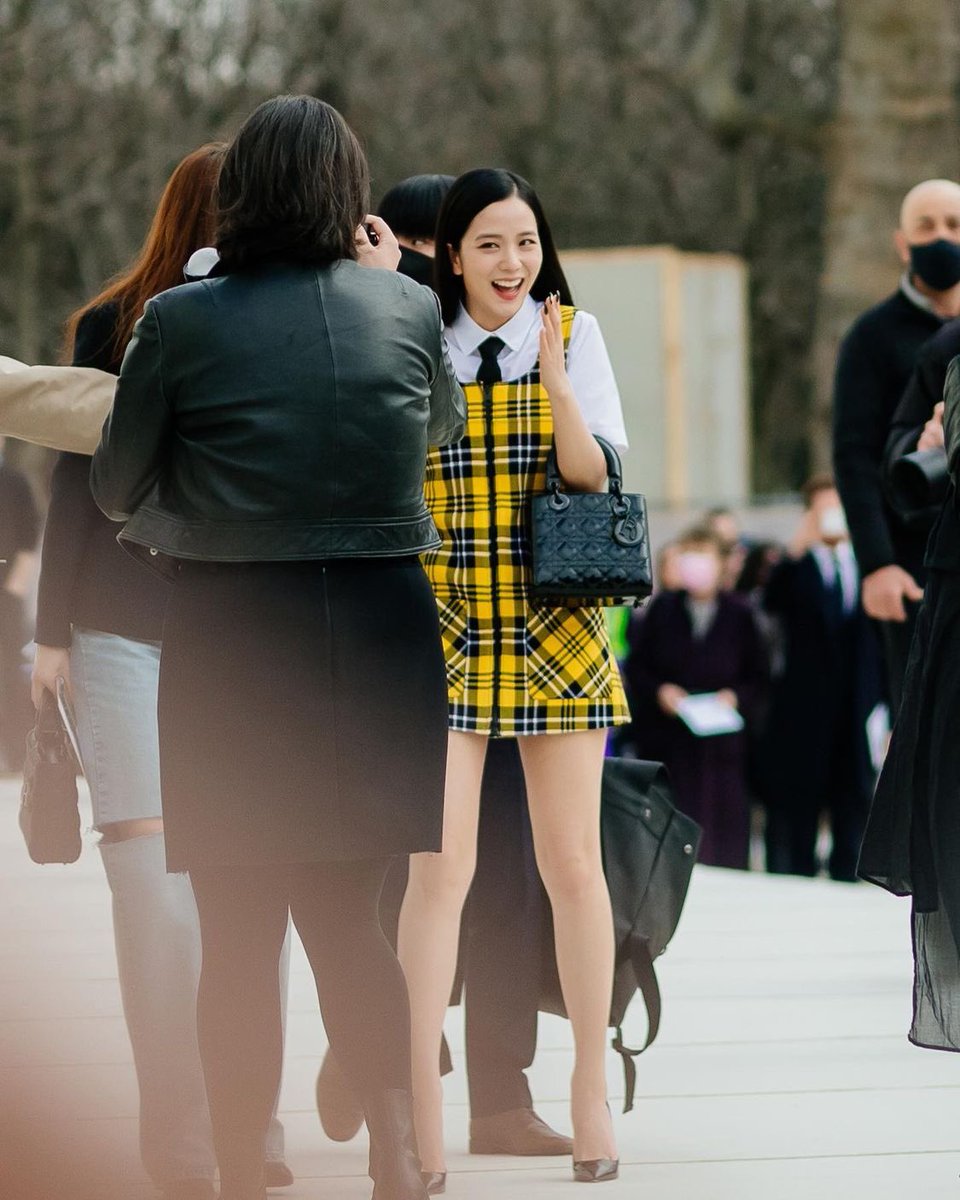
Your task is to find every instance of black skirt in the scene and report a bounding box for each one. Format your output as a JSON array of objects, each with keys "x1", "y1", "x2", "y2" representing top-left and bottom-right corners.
[
  {"x1": 860, "y1": 568, "x2": 960, "y2": 1050},
  {"x1": 158, "y1": 557, "x2": 448, "y2": 872}
]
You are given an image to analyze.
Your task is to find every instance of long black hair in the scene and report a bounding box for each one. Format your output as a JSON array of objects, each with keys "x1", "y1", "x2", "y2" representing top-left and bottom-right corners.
[
  {"x1": 434, "y1": 168, "x2": 573, "y2": 325},
  {"x1": 378, "y1": 174, "x2": 455, "y2": 239},
  {"x1": 216, "y1": 94, "x2": 369, "y2": 271}
]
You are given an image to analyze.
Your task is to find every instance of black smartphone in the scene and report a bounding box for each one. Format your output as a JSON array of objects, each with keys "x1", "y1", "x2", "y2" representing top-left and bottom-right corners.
[{"x1": 364, "y1": 222, "x2": 380, "y2": 247}]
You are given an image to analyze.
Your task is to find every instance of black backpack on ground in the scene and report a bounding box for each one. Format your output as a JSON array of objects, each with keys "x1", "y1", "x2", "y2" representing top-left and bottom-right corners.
[{"x1": 540, "y1": 757, "x2": 701, "y2": 1112}]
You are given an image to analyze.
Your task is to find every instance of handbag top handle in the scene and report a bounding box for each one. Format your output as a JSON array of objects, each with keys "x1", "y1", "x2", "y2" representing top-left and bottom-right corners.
[
  {"x1": 541, "y1": 436, "x2": 643, "y2": 549},
  {"x1": 544, "y1": 435, "x2": 624, "y2": 497}
]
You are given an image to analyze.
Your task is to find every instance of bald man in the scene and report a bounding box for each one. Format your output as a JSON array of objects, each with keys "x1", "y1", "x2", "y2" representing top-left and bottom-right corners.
[{"x1": 833, "y1": 179, "x2": 960, "y2": 709}]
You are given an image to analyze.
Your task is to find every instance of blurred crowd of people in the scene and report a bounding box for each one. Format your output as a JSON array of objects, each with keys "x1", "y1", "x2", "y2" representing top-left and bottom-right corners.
[{"x1": 616, "y1": 487, "x2": 883, "y2": 881}]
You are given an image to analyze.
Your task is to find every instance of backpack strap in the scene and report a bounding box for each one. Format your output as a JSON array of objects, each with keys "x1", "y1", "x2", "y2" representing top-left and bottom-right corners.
[{"x1": 610, "y1": 937, "x2": 662, "y2": 1114}]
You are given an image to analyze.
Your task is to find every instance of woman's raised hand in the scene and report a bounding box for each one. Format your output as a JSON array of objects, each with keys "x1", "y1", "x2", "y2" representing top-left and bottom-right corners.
[
  {"x1": 538, "y1": 293, "x2": 571, "y2": 402},
  {"x1": 356, "y1": 215, "x2": 401, "y2": 271}
]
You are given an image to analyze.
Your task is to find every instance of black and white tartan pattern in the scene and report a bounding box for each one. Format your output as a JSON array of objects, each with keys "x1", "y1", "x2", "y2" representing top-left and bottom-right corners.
[{"x1": 422, "y1": 306, "x2": 630, "y2": 736}]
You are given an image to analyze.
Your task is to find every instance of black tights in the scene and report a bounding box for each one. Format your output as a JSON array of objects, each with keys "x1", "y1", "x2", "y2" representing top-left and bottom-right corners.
[{"x1": 190, "y1": 857, "x2": 409, "y2": 1199}]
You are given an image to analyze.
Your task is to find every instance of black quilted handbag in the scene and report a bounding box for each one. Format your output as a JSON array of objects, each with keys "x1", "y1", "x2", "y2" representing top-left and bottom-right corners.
[
  {"x1": 529, "y1": 436, "x2": 652, "y2": 605},
  {"x1": 19, "y1": 691, "x2": 81, "y2": 865}
]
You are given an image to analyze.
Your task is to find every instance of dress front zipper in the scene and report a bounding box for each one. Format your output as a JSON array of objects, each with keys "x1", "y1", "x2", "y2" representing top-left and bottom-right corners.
[{"x1": 483, "y1": 381, "x2": 502, "y2": 736}]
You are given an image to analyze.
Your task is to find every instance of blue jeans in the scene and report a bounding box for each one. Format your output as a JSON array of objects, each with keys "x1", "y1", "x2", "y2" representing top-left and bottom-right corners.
[{"x1": 70, "y1": 628, "x2": 287, "y2": 1186}]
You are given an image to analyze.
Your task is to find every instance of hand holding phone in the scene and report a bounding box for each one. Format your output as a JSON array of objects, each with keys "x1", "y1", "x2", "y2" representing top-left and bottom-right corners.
[{"x1": 356, "y1": 215, "x2": 400, "y2": 271}]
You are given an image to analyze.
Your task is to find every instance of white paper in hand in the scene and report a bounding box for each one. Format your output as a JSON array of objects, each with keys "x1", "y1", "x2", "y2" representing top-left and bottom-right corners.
[
  {"x1": 676, "y1": 692, "x2": 745, "y2": 738},
  {"x1": 866, "y1": 702, "x2": 891, "y2": 773}
]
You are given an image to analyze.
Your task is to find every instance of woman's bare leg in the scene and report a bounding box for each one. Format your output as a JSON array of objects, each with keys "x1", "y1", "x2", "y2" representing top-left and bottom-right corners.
[
  {"x1": 518, "y1": 729, "x2": 617, "y2": 1161},
  {"x1": 397, "y1": 731, "x2": 487, "y2": 1174}
]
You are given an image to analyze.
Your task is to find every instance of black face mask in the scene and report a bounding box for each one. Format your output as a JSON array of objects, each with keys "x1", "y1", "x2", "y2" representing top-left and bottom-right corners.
[
  {"x1": 909, "y1": 238, "x2": 960, "y2": 291},
  {"x1": 397, "y1": 246, "x2": 435, "y2": 289}
]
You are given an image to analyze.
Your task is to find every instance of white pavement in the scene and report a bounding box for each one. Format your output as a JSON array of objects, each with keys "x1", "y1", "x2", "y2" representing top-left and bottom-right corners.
[{"x1": 2, "y1": 779, "x2": 959, "y2": 1200}]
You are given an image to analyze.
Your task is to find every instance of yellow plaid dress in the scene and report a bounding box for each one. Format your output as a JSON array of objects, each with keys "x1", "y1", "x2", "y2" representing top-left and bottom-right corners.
[{"x1": 423, "y1": 305, "x2": 630, "y2": 736}]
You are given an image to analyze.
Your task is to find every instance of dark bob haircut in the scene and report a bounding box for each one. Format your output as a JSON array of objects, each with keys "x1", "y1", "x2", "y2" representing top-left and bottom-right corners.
[
  {"x1": 378, "y1": 174, "x2": 455, "y2": 240},
  {"x1": 216, "y1": 95, "x2": 369, "y2": 271},
  {"x1": 434, "y1": 168, "x2": 573, "y2": 325}
]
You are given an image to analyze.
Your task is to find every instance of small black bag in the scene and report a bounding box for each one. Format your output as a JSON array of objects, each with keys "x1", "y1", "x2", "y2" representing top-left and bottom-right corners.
[
  {"x1": 19, "y1": 691, "x2": 81, "y2": 865},
  {"x1": 540, "y1": 757, "x2": 701, "y2": 1112},
  {"x1": 529, "y1": 437, "x2": 653, "y2": 606}
]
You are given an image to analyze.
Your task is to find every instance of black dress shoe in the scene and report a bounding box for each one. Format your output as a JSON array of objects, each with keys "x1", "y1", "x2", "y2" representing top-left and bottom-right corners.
[
  {"x1": 573, "y1": 1157, "x2": 619, "y2": 1183},
  {"x1": 315, "y1": 1051, "x2": 365, "y2": 1142},
  {"x1": 470, "y1": 1106, "x2": 573, "y2": 1156},
  {"x1": 263, "y1": 1159, "x2": 295, "y2": 1188},
  {"x1": 421, "y1": 1171, "x2": 447, "y2": 1195}
]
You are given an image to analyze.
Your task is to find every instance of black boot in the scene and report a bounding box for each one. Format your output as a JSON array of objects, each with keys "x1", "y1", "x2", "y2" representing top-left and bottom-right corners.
[{"x1": 364, "y1": 1090, "x2": 429, "y2": 1200}]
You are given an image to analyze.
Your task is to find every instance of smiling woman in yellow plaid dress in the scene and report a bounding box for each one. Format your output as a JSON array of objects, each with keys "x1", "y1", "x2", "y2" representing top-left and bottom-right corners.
[
  {"x1": 398, "y1": 169, "x2": 628, "y2": 1187},
  {"x1": 423, "y1": 297, "x2": 629, "y2": 736}
]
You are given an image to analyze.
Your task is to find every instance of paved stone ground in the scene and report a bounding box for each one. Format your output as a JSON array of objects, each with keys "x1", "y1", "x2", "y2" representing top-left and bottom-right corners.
[{"x1": 2, "y1": 779, "x2": 959, "y2": 1200}]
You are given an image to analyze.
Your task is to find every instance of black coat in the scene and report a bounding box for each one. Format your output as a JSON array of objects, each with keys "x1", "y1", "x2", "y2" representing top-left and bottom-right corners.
[
  {"x1": 622, "y1": 590, "x2": 768, "y2": 869},
  {"x1": 35, "y1": 303, "x2": 169, "y2": 647},
  {"x1": 859, "y1": 356, "x2": 960, "y2": 1051},
  {"x1": 758, "y1": 552, "x2": 883, "y2": 810},
  {"x1": 884, "y1": 317, "x2": 960, "y2": 573},
  {"x1": 91, "y1": 261, "x2": 465, "y2": 569},
  {"x1": 832, "y1": 289, "x2": 944, "y2": 580},
  {"x1": 859, "y1": 563, "x2": 960, "y2": 1050}
]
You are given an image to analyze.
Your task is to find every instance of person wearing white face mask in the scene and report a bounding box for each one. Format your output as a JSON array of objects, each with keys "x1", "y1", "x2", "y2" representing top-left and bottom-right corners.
[
  {"x1": 621, "y1": 528, "x2": 769, "y2": 869},
  {"x1": 833, "y1": 179, "x2": 960, "y2": 712},
  {"x1": 758, "y1": 475, "x2": 885, "y2": 880}
]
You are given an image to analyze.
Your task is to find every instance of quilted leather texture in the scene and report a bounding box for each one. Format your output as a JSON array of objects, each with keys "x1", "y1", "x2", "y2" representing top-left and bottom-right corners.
[{"x1": 529, "y1": 490, "x2": 653, "y2": 604}]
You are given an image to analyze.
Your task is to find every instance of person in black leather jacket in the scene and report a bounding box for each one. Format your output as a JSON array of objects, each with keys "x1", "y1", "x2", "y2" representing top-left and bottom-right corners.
[{"x1": 92, "y1": 95, "x2": 464, "y2": 1200}]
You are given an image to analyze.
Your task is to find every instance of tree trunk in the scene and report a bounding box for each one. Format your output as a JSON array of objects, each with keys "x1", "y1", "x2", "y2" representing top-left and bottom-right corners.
[
  {"x1": 810, "y1": 0, "x2": 960, "y2": 470},
  {"x1": 5, "y1": 12, "x2": 54, "y2": 491}
]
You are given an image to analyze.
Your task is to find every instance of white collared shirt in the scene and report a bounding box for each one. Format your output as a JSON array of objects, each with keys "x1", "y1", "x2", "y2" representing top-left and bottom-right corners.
[
  {"x1": 899, "y1": 271, "x2": 948, "y2": 320},
  {"x1": 444, "y1": 296, "x2": 628, "y2": 451}
]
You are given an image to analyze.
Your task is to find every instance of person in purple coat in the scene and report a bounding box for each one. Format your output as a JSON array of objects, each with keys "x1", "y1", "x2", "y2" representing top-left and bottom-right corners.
[{"x1": 622, "y1": 526, "x2": 769, "y2": 869}]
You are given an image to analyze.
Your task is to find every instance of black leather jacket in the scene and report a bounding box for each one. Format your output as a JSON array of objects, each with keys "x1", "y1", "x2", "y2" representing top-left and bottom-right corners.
[{"x1": 91, "y1": 260, "x2": 465, "y2": 568}]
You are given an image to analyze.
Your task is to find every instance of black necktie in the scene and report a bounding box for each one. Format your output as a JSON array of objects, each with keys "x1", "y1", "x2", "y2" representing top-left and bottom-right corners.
[
  {"x1": 827, "y1": 550, "x2": 846, "y2": 625},
  {"x1": 477, "y1": 336, "x2": 505, "y2": 386}
]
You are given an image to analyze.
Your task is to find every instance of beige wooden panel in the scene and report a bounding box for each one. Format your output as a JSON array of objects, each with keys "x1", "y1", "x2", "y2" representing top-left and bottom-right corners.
[
  {"x1": 561, "y1": 246, "x2": 750, "y2": 505},
  {"x1": 680, "y1": 254, "x2": 750, "y2": 503}
]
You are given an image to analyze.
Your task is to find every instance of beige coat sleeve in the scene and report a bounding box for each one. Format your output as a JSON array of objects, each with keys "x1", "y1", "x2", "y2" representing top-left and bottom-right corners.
[{"x1": 0, "y1": 357, "x2": 115, "y2": 455}]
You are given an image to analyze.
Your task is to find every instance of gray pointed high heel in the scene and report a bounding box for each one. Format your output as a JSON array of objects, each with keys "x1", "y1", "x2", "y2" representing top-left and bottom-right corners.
[{"x1": 573, "y1": 1157, "x2": 619, "y2": 1183}]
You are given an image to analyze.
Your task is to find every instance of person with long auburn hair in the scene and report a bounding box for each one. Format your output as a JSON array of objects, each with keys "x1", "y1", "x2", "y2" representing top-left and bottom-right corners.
[
  {"x1": 61, "y1": 147, "x2": 228, "y2": 367},
  {"x1": 90, "y1": 95, "x2": 465, "y2": 1200},
  {"x1": 32, "y1": 143, "x2": 292, "y2": 1200}
]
